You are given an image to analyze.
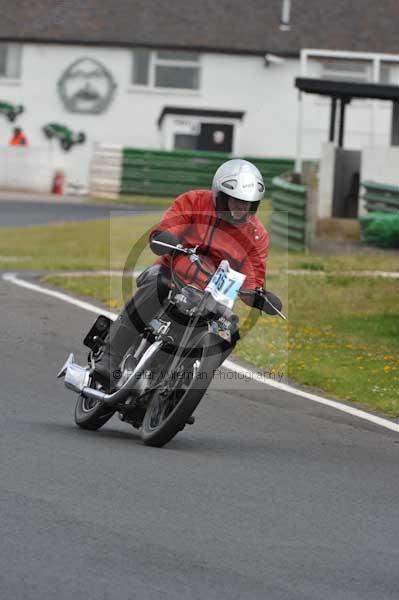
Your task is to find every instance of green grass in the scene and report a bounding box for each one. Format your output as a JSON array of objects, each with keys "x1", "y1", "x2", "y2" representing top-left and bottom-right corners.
[
  {"x1": 289, "y1": 278, "x2": 399, "y2": 416},
  {"x1": 1, "y1": 202, "x2": 398, "y2": 273},
  {"x1": 297, "y1": 260, "x2": 325, "y2": 271},
  {"x1": 41, "y1": 272, "x2": 399, "y2": 417},
  {"x1": 231, "y1": 274, "x2": 399, "y2": 416},
  {"x1": 268, "y1": 249, "x2": 399, "y2": 274},
  {"x1": 1, "y1": 207, "x2": 398, "y2": 415},
  {"x1": 0, "y1": 202, "x2": 272, "y2": 272},
  {"x1": 90, "y1": 194, "x2": 173, "y2": 207},
  {"x1": 0, "y1": 212, "x2": 161, "y2": 271}
]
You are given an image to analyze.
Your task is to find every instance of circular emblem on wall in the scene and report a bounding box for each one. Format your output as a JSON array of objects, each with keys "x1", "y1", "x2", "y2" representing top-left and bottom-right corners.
[{"x1": 58, "y1": 57, "x2": 117, "y2": 114}]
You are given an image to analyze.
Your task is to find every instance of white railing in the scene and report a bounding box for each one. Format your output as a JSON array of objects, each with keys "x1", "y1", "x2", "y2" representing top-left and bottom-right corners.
[{"x1": 89, "y1": 144, "x2": 122, "y2": 199}]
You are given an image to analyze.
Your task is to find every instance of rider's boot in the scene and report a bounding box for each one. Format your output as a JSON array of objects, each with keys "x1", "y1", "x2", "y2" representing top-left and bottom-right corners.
[{"x1": 94, "y1": 308, "x2": 137, "y2": 391}]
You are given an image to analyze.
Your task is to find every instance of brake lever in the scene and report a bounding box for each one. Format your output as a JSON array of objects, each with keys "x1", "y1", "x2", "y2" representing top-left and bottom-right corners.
[
  {"x1": 240, "y1": 288, "x2": 288, "y2": 321},
  {"x1": 186, "y1": 245, "x2": 200, "y2": 262},
  {"x1": 151, "y1": 240, "x2": 189, "y2": 253},
  {"x1": 263, "y1": 295, "x2": 287, "y2": 321}
]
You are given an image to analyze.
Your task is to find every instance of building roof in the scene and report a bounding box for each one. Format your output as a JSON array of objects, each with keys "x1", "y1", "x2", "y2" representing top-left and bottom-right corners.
[
  {"x1": 158, "y1": 107, "x2": 245, "y2": 128},
  {"x1": 0, "y1": 1, "x2": 398, "y2": 56}
]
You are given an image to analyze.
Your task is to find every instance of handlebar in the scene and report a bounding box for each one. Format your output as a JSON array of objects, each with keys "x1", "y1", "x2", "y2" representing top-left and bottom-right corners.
[
  {"x1": 150, "y1": 239, "x2": 215, "y2": 278},
  {"x1": 150, "y1": 240, "x2": 287, "y2": 320}
]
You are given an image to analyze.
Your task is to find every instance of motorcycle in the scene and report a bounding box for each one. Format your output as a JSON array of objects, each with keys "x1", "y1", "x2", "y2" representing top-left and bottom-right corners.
[{"x1": 57, "y1": 241, "x2": 285, "y2": 447}]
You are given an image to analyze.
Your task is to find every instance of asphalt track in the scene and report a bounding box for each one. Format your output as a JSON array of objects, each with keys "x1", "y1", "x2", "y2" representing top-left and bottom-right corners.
[
  {"x1": 0, "y1": 199, "x2": 160, "y2": 228},
  {"x1": 1, "y1": 275, "x2": 399, "y2": 600}
]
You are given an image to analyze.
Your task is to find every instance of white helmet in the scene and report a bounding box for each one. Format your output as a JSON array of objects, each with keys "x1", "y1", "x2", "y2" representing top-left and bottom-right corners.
[{"x1": 212, "y1": 159, "x2": 265, "y2": 223}]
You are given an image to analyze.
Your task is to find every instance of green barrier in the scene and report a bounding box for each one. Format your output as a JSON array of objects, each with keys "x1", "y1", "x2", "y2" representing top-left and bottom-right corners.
[
  {"x1": 120, "y1": 148, "x2": 294, "y2": 197},
  {"x1": 360, "y1": 181, "x2": 399, "y2": 247},
  {"x1": 359, "y1": 212, "x2": 399, "y2": 248},
  {"x1": 245, "y1": 156, "x2": 295, "y2": 188},
  {"x1": 271, "y1": 176, "x2": 309, "y2": 251},
  {"x1": 362, "y1": 181, "x2": 399, "y2": 213}
]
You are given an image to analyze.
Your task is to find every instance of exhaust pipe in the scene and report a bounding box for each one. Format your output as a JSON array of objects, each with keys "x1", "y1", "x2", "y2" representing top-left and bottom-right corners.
[
  {"x1": 81, "y1": 340, "x2": 162, "y2": 406},
  {"x1": 57, "y1": 353, "x2": 91, "y2": 393}
]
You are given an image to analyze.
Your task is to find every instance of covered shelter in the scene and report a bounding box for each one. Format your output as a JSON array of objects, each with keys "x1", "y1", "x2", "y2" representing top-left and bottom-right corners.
[
  {"x1": 294, "y1": 77, "x2": 399, "y2": 218},
  {"x1": 295, "y1": 77, "x2": 399, "y2": 148}
]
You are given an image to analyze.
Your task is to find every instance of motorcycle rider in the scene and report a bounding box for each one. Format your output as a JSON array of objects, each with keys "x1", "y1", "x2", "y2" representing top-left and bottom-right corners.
[{"x1": 95, "y1": 159, "x2": 282, "y2": 390}]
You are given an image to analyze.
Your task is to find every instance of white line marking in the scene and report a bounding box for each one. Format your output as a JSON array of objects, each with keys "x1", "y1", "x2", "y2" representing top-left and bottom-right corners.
[
  {"x1": 3, "y1": 272, "x2": 399, "y2": 433},
  {"x1": 2, "y1": 273, "x2": 116, "y2": 320},
  {"x1": 223, "y1": 360, "x2": 399, "y2": 433},
  {"x1": 50, "y1": 269, "x2": 144, "y2": 277}
]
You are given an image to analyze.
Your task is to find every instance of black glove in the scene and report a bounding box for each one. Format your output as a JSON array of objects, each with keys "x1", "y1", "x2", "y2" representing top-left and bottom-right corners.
[
  {"x1": 150, "y1": 231, "x2": 181, "y2": 256},
  {"x1": 251, "y1": 289, "x2": 282, "y2": 315},
  {"x1": 262, "y1": 290, "x2": 283, "y2": 315}
]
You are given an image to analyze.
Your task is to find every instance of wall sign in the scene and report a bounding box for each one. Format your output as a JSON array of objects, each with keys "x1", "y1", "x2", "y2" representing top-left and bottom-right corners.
[
  {"x1": 173, "y1": 118, "x2": 201, "y2": 135},
  {"x1": 58, "y1": 58, "x2": 117, "y2": 114}
]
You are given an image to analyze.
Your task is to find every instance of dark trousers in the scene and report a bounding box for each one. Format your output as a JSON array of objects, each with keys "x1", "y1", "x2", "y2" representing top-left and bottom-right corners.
[{"x1": 120, "y1": 265, "x2": 237, "y2": 368}]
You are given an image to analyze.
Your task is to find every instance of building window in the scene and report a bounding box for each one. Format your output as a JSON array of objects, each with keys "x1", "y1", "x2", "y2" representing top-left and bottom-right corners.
[
  {"x1": 0, "y1": 44, "x2": 22, "y2": 79},
  {"x1": 132, "y1": 49, "x2": 200, "y2": 91},
  {"x1": 380, "y1": 62, "x2": 399, "y2": 85},
  {"x1": 320, "y1": 58, "x2": 372, "y2": 83}
]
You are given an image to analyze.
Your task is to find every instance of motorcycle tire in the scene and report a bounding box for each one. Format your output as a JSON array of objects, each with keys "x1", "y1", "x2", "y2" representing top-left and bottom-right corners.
[
  {"x1": 141, "y1": 334, "x2": 221, "y2": 447},
  {"x1": 74, "y1": 381, "x2": 115, "y2": 430}
]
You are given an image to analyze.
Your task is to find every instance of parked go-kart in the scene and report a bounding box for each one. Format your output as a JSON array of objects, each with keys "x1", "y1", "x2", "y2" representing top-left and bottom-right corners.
[{"x1": 43, "y1": 122, "x2": 86, "y2": 151}]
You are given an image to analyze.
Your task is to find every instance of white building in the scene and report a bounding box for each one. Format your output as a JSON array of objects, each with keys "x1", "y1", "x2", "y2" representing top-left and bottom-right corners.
[{"x1": 0, "y1": 0, "x2": 398, "y2": 190}]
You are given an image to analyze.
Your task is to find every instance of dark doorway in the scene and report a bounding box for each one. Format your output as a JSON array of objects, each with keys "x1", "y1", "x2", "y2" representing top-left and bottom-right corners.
[
  {"x1": 392, "y1": 102, "x2": 399, "y2": 146},
  {"x1": 332, "y1": 149, "x2": 361, "y2": 217},
  {"x1": 197, "y1": 123, "x2": 233, "y2": 152}
]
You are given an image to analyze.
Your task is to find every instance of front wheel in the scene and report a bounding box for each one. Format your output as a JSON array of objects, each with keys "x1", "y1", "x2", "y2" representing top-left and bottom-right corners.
[
  {"x1": 74, "y1": 380, "x2": 115, "y2": 430},
  {"x1": 141, "y1": 334, "x2": 221, "y2": 447}
]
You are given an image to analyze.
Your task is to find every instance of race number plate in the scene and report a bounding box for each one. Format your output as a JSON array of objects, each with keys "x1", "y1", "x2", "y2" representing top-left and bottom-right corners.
[{"x1": 205, "y1": 260, "x2": 246, "y2": 309}]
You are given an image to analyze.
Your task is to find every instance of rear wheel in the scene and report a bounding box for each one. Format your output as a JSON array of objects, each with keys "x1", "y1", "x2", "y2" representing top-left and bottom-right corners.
[
  {"x1": 61, "y1": 139, "x2": 72, "y2": 151},
  {"x1": 74, "y1": 380, "x2": 115, "y2": 430},
  {"x1": 141, "y1": 334, "x2": 220, "y2": 447}
]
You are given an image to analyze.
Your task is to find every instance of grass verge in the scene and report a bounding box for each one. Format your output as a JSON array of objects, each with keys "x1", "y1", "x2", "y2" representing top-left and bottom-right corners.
[
  {"x1": 1, "y1": 210, "x2": 398, "y2": 416},
  {"x1": 89, "y1": 194, "x2": 173, "y2": 207},
  {"x1": 41, "y1": 272, "x2": 399, "y2": 417},
  {"x1": 0, "y1": 203, "x2": 398, "y2": 272}
]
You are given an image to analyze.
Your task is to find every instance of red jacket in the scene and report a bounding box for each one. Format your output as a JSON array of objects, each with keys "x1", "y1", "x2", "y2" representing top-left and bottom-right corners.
[
  {"x1": 151, "y1": 190, "x2": 269, "y2": 294},
  {"x1": 9, "y1": 132, "x2": 28, "y2": 146}
]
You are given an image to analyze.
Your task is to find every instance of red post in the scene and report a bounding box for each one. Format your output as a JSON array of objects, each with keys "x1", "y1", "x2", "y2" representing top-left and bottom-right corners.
[{"x1": 52, "y1": 170, "x2": 65, "y2": 195}]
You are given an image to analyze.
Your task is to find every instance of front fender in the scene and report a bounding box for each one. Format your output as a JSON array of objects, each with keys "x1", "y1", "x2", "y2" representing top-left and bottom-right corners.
[{"x1": 190, "y1": 329, "x2": 229, "y2": 360}]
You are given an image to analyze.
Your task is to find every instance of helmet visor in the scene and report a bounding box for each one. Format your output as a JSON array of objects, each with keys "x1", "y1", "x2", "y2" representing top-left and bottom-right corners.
[{"x1": 216, "y1": 192, "x2": 260, "y2": 224}]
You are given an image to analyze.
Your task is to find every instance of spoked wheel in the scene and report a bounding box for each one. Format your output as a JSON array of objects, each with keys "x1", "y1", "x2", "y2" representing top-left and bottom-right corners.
[
  {"x1": 74, "y1": 379, "x2": 115, "y2": 430},
  {"x1": 141, "y1": 335, "x2": 220, "y2": 447}
]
